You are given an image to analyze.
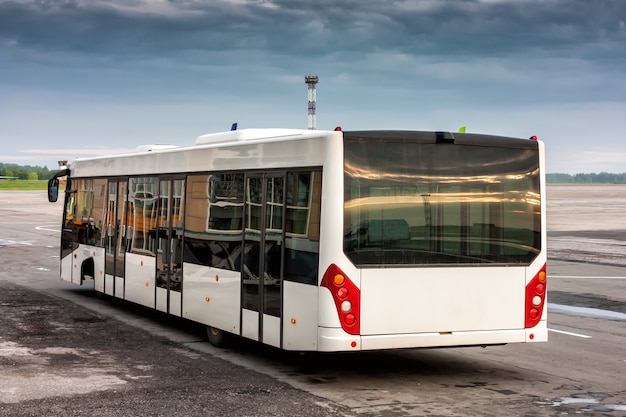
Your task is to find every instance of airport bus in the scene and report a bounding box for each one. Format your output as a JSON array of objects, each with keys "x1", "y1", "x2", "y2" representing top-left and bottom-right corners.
[{"x1": 47, "y1": 128, "x2": 547, "y2": 351}]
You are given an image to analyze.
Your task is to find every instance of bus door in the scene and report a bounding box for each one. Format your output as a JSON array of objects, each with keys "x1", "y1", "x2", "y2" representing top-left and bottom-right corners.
[
  {"x1": 241, "y1": 173, "x2": 285, "y2": 348},
  {"x1": 60, "y1": 181, "x2": 78, "y2": 284},
  {"x1": 103, "y1": 180, "x2": 127, "y2": 298},
  {"x1": 155, "y1": 178, "x2": 185, "y2": 316}
]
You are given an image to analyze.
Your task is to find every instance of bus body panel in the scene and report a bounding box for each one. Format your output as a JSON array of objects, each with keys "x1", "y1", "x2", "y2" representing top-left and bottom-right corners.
[
  {"x1": 95, "y1": 254, "x2": 105, "y2": 292},
  {"x1": 95, "y1": 274, "x2": 104, "y2": 292},
  {"x1": 360, "y1": 329, "x2": 526, "y2": 350},
  {"x1": 241, "y1": 309, "x2": 259, "y2": 340},
  {"x1": 318, "y1": 131, "x2": 355, "y2": 329},
  {"x1": 115, "y1": 276, "x2": 124, "y2": 298},
  {"x1": 61, "y1": 245, "x2": 103, "y2": 286},
  {"x1": 102, "y1": 274, "x2": 124, "y2": 298},
  {"x1": 318, "y1": 327, "x2": 361, "y2": 352},
  {"x1": 173, "y1": 290, "x2": 182, "y2": 316},
  {"x1": 182, "y1": 263, "x2": 241, "y2": 335},
  {"x1": 71, "y1": 135, "x2": 330, "y2": 179},
  {"x1": 124, "y1": 252, "x2": 156, "y2": 308},
  {"x1": 61, "y1": 246, "x2": 95, "y2": 285},
  {"x1": 156, "y1": 287, "x2": 167, "y2": 313},
  {"x1": 60, "y1": 251, "x2": 74, "y2": 284},
  {"x1": 282, "y1": 281, "x2": 318, "y2": 351},
  {"x1": 263, "y1": 315, "x2": 281, "y2": 348},
  {"x1": 526, "y1": 320, "x2": 548, "y2": 342},
  {"x1": 93, "y1": 247, "x2": 106, "y2": 289},
  {"x1": 318, "y1": 284, "x2": 343, "y2": 329},
  {"x1": 318, "y1": 310, "x2": 546, "y2": 352},
  {"x1": 158, "y1": 288, "x2": 181, "y2": 316},
  {"x1": 359, "y1": 266, "x2": 525, "y2": 335},
  {"x1": 104, "y1": 274, "x2": 115, "y2": 296}
]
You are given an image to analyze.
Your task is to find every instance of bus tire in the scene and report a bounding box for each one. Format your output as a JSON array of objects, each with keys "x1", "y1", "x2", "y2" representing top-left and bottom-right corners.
[{"x1": 206, "y1": 326, "x2": 227, "y2": 347}]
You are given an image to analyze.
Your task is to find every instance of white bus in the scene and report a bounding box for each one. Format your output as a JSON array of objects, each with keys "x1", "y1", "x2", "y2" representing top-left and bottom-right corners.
[{"x1": 48, "y1": 128, "x2": 547, "y2": 351}]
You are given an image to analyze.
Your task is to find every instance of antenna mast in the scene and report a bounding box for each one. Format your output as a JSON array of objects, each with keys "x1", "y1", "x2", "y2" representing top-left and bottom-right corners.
[{"x1": 305, "y1": 75, "x2": 319, "y2": 130}]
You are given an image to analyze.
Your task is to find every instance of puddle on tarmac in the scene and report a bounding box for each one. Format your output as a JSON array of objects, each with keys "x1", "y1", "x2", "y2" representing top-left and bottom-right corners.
[
  {"x1": 539, "y1": 393, "x2": 626, "y2": 412},
  {"x1": 548, "y1": 303, "x2": 626, "y2": 321}
]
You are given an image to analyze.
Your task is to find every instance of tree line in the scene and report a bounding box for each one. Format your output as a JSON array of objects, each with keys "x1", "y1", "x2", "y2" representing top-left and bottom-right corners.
[
  {"x1": 0, "y1": 163, "x2": 55, "y2": 180},
  {"x1": 547, "y1": 172, "x2": 626, "y2": 183}
]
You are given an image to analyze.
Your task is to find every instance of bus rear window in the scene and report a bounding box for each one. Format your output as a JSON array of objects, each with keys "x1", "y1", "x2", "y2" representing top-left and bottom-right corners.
[{"x1": 343, "y1": 133, "x2": 541, "y2": 266}]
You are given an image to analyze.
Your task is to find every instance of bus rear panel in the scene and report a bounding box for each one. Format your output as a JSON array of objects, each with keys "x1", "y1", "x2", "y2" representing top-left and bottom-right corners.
[{"x1": 318, "y1": 131, "x2": 546, "y2": 351}]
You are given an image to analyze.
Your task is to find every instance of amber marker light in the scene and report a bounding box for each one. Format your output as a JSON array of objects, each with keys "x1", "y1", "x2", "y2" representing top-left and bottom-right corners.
[{"x1": 333, "y1": 274, "x2": 345, "y2": 286}]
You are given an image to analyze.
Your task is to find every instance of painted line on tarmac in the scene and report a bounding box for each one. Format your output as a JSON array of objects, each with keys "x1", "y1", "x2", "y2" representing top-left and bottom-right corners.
[
  {"x1": 0, "y1": 239, "x2": 33, "y2": 246},
  {"x1": 548, "y1": 328, "x2": 592, "y2": 339},
  {"x1": 36, "y1": 224, "x2": 60, "y2": 233},
  {"x1": 549, "y1": 275, "x2": 626, "y2": 280}
]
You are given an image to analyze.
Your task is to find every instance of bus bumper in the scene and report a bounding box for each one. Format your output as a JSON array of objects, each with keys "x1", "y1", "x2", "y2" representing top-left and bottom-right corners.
[{"x1": 319, "y1": 326, "x2": 547, "y2": 351}]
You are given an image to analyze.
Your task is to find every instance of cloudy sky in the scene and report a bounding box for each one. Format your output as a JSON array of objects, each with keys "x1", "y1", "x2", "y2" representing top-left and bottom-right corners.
[{"x1": 1, "y1": 0, "x2": 625, "y2": 173}]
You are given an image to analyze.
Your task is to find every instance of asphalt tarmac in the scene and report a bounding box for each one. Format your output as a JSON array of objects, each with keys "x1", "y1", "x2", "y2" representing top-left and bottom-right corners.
[
  {"x1": 1, "y1": 186, "x2": 625, "y2": 416},
  {"x1": 0, "y1": 279, "x2": 349, "y2": 416}
]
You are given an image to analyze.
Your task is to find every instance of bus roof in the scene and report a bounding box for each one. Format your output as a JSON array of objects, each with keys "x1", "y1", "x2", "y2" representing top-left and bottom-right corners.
[
  {"x1": 67, "y1": 128, "x2": 337, "y2": 178},
  {"x1": 194, "y1": 128, "x2": 322, "y2": 145}
]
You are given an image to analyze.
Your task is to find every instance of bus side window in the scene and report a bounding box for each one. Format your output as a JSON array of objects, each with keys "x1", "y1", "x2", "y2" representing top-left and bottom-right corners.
[{"x1": 184, "y1": 174, "x2": 244, "y2": 271}]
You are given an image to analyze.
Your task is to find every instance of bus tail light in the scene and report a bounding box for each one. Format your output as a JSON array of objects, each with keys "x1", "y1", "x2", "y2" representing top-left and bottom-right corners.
[
  {"x1": 525, "y1": 264, "x2": 547, "y2": 328},
  {"x1": 321, "y1": 264, "x2": 360, "y2": 335}
]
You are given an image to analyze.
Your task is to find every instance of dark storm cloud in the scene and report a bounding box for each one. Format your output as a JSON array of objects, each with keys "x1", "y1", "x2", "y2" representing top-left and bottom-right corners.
[
  {"x1": 2, "y1": 0, "x2": 626, "y2": 174},
  {"x1": 1, "y1": 0, "x2": 624, "y2": 61}
]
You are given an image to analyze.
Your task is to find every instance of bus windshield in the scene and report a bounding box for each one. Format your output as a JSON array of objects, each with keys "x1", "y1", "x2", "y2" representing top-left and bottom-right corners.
[{"x1": 343, "y1": 132, "x2": 541, "y2": 266}]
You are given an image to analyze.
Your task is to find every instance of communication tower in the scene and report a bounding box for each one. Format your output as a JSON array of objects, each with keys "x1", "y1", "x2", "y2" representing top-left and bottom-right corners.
[{"x1": 305, "y1": 75, "x2": 319, "y2": 130}]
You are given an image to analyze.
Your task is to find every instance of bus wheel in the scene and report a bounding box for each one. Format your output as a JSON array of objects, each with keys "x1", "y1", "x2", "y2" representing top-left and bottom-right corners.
[{"x1": 206, "y1": 326, "x2": 226, "y2": 347}]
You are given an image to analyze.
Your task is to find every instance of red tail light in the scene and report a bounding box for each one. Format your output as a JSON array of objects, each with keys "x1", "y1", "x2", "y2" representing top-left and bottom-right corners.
[
  {"x1": 321, "y1": 264, "x2": 360, "y2": 335},
  {"x1": 525, "y1": 264, "x2": 547, "y2": 328}
]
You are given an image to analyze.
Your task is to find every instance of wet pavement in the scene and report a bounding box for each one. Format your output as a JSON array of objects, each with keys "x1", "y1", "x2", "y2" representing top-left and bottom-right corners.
[
  {"x1": 547, "y1": 184, "x2": 626, "y2": 266},
  {"x1": 0, "y1": 280, "x2": 349, "y2": 417}
]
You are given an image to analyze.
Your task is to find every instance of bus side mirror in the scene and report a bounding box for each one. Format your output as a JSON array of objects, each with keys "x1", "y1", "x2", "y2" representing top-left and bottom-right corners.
[{"x1": 48, "y1": 178, "x2": 59, "y2": 203}]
